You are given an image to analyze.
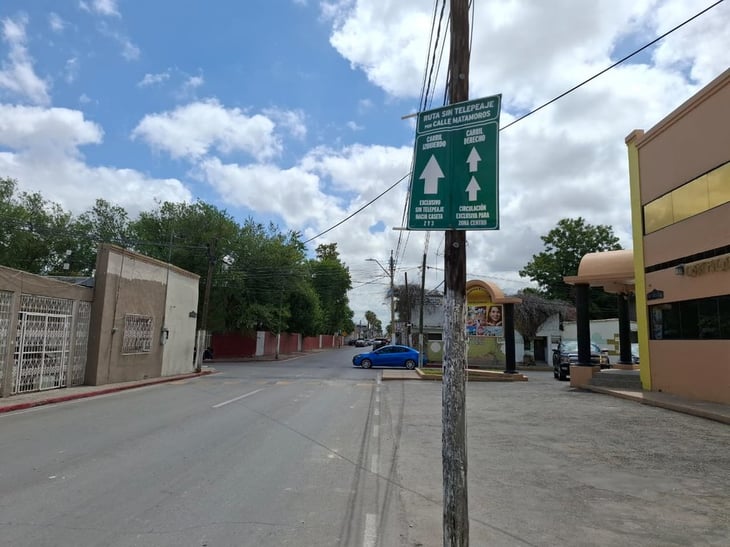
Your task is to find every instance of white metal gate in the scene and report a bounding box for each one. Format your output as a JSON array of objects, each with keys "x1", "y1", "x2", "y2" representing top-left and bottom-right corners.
[
  {"x1": 14, "y1": 311, "x2": 72, "y2": 393},
  {"x1": 9, "y1": 294, "x2": 92, "y2": 395}
]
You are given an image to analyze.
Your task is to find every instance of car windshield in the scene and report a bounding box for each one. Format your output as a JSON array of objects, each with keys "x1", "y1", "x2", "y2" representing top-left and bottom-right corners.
[{"x1": 561, "y1": 341, "x2": 601, "y2": 353}]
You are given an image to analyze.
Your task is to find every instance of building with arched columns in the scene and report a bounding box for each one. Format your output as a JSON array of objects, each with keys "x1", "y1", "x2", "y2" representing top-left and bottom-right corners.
[{"x1": 567, "y1": 68, "x2": 730, "y2": 405}]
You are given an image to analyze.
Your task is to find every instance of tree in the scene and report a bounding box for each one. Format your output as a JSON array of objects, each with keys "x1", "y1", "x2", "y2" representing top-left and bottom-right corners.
[
  {"x1": 519, "y1": 217, "x2": 622, "y2": 318},
  {"x1": 512, "y1": 291, "x2": 571, "y2": 364},
  {"x1": 309, "y1": 243, "x2": 353, "y2": 335}
]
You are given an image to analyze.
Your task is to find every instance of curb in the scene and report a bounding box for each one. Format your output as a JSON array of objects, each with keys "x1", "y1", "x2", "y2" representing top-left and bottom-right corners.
[
  {"x1": 583, "y1": 385, "x2": 730, "y2": 425},
  {"x1": 0, "y1": 370, "x2": 216, "y2": 414}
]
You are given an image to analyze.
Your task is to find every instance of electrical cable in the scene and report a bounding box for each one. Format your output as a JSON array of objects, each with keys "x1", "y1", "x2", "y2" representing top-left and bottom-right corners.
[{"x1": 303, "y1": 0, "x2": 724, "y2": 248}]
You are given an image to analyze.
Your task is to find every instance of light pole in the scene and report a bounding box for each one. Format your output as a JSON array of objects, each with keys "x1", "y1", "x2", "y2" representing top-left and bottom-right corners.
[{"x1": 367, "y1": 250, "x2": 395, "y2": 342}]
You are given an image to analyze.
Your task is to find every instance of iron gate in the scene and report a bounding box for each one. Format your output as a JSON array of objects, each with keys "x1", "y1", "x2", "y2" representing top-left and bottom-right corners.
[{"x1": 8, "y1": 294, "x2": 90, "y2": 395}]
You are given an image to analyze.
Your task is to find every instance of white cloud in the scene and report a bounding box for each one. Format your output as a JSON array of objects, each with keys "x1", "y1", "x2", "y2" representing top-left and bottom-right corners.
[
  {"x1": 80, "y1": 0, "x2": 121, "y2": 18},
  {"x1": 48, "y1": 13, "x2": 65, "y2": 32},
  {"x1": 0, "y1": 15, "x2": 50, "y2": 105},
  {"x1": 138, "y1": 71, "x2": 171, "y2": 87},
  {"x1": 131, "y1": 99, "x2": 286, "y2": 162},
  {"x1": 0, "y1": 104, "x2": 102, "y2": 155},
  {"x1": 319, "y1": 0, "x2": 730, "y2": 321},
  {"x1": 263, "y1": 108, "x2": 307, "y2": 140},
  {"x1": 0, "y1": 104, "x2": 190, "y2": 215}
]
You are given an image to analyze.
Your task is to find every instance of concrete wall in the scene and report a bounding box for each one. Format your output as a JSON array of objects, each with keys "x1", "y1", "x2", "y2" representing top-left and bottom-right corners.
[
  {"x1": 87, "y1": 245, "x2": 198, "y2": 385},
  {"x1": 160, "y1": 267, "x2": 199, "y2": 376},
  {"x1": 562, "y1": 319, "x2": 637, "y2": 357}
]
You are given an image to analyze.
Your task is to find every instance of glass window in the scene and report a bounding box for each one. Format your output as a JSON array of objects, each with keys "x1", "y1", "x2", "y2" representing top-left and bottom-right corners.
[
  {"x1": 672, "y1": 177, "x2": 709, "y2": 222},
  {"x1": 698, "y1": 299, "x2": 719, "y2": 339},
  {"x1": 650, "y1": 295, "x2": 730, "y2": 340},
  {"x1": 708, "y1": 162, "x2": 730, "y2": 208},
  {"x1": 644, "y1": 161, "x2": 730, "y2": 234},
  {"x1": 679, "y1": 300, "x2": 699, "y2": 339},
  {"x1": 644, "y1": 193, "x2": 673, "y2": 233},
  {"x1": 719, "y1": 296, "x2": 730, "y2": 339}
]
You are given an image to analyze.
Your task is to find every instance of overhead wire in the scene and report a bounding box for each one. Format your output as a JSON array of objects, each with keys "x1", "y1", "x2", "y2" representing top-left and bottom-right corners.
[{"x1": 303, "y1": 1, "x2": 723, "y2": 249}]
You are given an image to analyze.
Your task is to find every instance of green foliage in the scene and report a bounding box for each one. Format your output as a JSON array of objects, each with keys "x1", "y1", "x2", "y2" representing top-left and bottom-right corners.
[
  {"x1": 0, "y1": 176, "x2": 354, "y2": 336},
  {"x1": 519, "y1": 217, "x2": 622, "y2": 318},
  {"x1": 310, "y1": 243, "x2": 353, "y2": 334}
]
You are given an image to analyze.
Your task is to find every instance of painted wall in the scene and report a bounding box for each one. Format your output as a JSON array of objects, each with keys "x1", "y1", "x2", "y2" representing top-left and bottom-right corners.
[
  {"x1": 160, "y1": 268, "x2": 199, "y2": 376},
  {"x1": 87, "y1": 245, "x2": 198, "y2": 385},
  {"x1": 562, "y1": 319, "x2": 637, "y2": 357},
  {"x1": 630, "y1": 68, "x2": 730, "y2": 404}
]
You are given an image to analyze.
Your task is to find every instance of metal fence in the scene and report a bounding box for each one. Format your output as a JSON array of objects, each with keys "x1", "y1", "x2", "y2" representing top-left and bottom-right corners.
[{"x1": 1, "y1": 293, "x2": 91, "y2": 395}]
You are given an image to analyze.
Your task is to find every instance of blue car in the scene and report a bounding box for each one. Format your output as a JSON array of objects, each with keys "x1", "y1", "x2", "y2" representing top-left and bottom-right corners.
[{"x1": 352, "y1": 344, "x2": 427, "y2": 370}]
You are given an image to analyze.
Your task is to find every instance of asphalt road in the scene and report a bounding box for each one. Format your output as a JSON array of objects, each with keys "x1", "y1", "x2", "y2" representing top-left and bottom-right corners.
[
  {"x1": 1, "y1": 347, "x2": 728, "y2": 547},
  {"x1": 0, "y1": 349, "x2": 395, "y2": 546}
]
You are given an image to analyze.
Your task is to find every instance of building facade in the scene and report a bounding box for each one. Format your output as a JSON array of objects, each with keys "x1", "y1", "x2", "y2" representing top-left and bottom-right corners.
[{"x1": 626, "y1": 68, "x2": 730, "y2": 405}]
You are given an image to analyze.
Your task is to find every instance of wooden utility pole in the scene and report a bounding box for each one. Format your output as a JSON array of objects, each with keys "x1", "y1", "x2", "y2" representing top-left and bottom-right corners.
[{"x1": 443, "y1": 0, "x2": 470, "y2": 545}]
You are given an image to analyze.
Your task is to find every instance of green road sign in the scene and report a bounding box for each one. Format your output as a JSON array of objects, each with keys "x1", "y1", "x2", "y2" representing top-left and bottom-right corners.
[{"x1": 407, "y1": 95, "x2": 501, "y2": 230}]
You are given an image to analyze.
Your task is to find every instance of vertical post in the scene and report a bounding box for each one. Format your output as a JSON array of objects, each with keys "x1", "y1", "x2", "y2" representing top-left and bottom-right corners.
[
  {"x1": 419, "y1": 252, "x2": 427, "y2": 367},
  {"x1": 389, "y1": 250, "x2": 395, "y2": 343},
  {"x1": 198, "y1": 241, "x2": 215, "y2": 373},
  {"x1": 617, "y1": 293, "x2": 632, "y2": 364},
  {"x1": 443, "y1": 1, "x2": 470, "y2": 545},
  {"x1": 576, "y1": 283, "x2": 591, "y2": 365},
  {"x1": 503, "y1": 303, "x2": 517, "y2": 373}
]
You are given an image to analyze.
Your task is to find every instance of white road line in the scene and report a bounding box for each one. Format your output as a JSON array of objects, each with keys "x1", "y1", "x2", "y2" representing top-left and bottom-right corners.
[
  {"x1": 372, "y1": 424, "x2": 379, "y2": 439},
  {"x1": 371, "y1": 454, "x2": 378, "y2": 474},
  {"x1": 363, "y1": 513, "x2": 377, "y2": 547},
  {"x1": 212, "y1": 389, "x2": 264, "y2": 408},
  {"x1": 373, "y1": 408, "x2": 380, "y2": 416}
]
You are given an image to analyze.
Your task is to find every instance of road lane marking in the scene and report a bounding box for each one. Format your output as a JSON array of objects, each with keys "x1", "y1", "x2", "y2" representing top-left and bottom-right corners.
[
  {"x1": 372, "y1": 424, "x2": 379, "y2": 439},
  {"x1": 363, "y1": 513, "x2": 377, "y2": 547},
  {"x1": 370, "y1": 454, "x2": 378, "y2": 474},
  {"x1": 212, "y1": 389, "x2": 264, "y2": 408}
]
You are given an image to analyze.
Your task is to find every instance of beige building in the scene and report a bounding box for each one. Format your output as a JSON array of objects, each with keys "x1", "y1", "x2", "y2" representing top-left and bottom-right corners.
[
  {"x1": 1, "y1": 244, "x2": 200, "y2": 398},
  {"x1": 626, "y1": 68, "x2": 730, "y2": 405},
  {"x1": 86, "y1": 245, "x2": 200, "y2": 385}
]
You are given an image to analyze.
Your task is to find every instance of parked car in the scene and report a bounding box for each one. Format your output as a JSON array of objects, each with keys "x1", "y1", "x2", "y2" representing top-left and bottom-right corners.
[
  {"x1": 553, "y1": 340, "x2": 609, "y2": 381},
  {"x1": 631, "y1": 343, "x2": 640, "y2": 364},
  {"x1": 371, "y1": 337, "x2": 390, "y2": 350},
  {"x1": 354, "y1": 339, "x2": 368, "y2": 347},
  {"x1": 352, "y1": 344, "x2": 427, "y2": 370}
]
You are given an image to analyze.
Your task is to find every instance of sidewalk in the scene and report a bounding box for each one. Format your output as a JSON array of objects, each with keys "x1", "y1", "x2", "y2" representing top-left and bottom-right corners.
[
  {"x1": 1, "y1": 366, "x2": 728, "y2": 425},
  {"x1": 380, "y1": 369, "x2": 730, "y2": 425},
  {"x1": 0, "y1": 368, "x2": 216, "y2": 414}
]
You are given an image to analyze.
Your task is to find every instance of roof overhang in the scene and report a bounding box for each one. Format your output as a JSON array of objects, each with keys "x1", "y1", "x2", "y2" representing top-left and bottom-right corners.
[{"x1": 563, "y1": 249, "x2": 635, "y2": 294}]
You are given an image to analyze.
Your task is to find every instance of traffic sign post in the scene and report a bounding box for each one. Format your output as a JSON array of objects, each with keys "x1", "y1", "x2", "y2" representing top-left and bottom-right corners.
[{"x1": 408, "y1": 95, "x2": 501, "y2": 231}]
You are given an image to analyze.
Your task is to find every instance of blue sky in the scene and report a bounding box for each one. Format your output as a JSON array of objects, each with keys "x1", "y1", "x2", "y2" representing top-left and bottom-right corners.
[{"x1": 1, "y1": 0, "x2": 729, "y2": 324}]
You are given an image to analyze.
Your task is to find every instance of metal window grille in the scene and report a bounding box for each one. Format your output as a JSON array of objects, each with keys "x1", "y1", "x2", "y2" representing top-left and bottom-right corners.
[{"x1": 122, "y1": 314, "x2": 153, "y2": 354}]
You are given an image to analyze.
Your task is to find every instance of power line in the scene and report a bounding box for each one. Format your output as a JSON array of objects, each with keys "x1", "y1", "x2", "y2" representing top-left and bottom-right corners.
[
  {"x1": 304, "y1": 1, "x2": 724, "y2": 246},
  {"x1": 499, "y1": 0, "x2": 725, "y2": 132}
]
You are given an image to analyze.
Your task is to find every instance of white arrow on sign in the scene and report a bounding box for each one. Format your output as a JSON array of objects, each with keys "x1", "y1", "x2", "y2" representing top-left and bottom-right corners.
[
  {"x1": 419, "y1": 155, "x2": 444, "y2": 194},
  {"x1": 466, "y1": 176, "x2": 481, "y2": 201},
  {"x1": 466, "y1": 147, "x2": 481, "y2": 172}
]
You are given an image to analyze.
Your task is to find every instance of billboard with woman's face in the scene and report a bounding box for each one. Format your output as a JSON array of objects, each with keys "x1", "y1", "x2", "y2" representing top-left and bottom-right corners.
[{"x1": 465, "y1": 285, "x2": 503, "y2": 337}]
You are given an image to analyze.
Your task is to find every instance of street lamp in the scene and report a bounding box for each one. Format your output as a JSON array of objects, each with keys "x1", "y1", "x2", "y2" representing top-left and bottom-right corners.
[{"x1": 366, "y1": 250, "x2": 395, "y2": 343}]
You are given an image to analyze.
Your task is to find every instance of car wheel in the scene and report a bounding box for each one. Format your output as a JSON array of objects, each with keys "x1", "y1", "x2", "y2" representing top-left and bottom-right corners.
[
  {"x1": 558, "y1": 370, "x2": 567, "y2": 381},
  {"x1": 361, "y1": 359, "x2": 372, "y2": 369},
  {"x1": 405, "y1": 359, "x2": 416, "y2": 370},
  {"x1": 553, "y1": 368, "x2": 558, "y2": 379}
]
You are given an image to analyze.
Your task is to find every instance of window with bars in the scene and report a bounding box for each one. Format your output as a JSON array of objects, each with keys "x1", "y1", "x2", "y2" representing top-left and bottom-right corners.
[{"x1": 122, "y1": 314, "x2": 153, "y2": 353}]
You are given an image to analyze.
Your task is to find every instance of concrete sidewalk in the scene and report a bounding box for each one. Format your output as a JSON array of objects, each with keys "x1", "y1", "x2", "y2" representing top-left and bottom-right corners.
[
  {"x1": 1, "y1": 366, "x2": 728, "y2": 425},
  {"x1": 381, "y1": 368, "x2": 730, "y2": 425},
  {"x1": 0, "y1": 367, "x2": 217, "y2": 414}
]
